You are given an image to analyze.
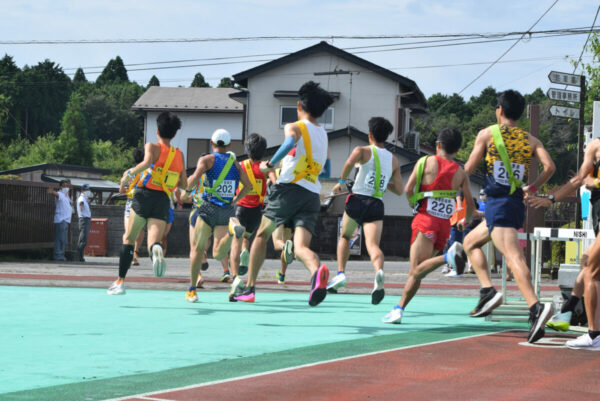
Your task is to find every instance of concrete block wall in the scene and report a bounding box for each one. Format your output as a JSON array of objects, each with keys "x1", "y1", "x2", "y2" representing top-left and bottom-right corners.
[{"x1": 70, "y1": 205, "x2": 412, "y2": 259}]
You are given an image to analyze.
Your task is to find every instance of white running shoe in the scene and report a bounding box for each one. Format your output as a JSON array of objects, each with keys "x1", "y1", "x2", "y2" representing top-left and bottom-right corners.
[
  {"x1": 152, "y1": 244, "x2": 166, "y2": 278},
  {"x1": 107, "y1": 280, "x2": 125, "y2": 295},
  {"x1": 326, "y1": 272, "x2": 347, "y2": 291},
  {"x1": 382, "y1": 307, "x2": 403, "y2": 324},
  {"x1": 371, "y1": 270, "x2": 385, "y2": 305},
  {"x1": 546, "y1": 311, "x2": 572, "y2": 332},
  {"x1": 283, "y1": 240, "x2": 295, "y2": 264},
  {"x1": 565, "y1": 333, "x2": 600, "y2": 350},
  {"x1": 444, "y1": 270, "x2": 463, "y2": 278},
  {"x1": 445, "y1": 242, "x2": 466, "y2": 275},
  {"x1": 239, "y1": 248, "x2": 250, "y2": 271},
  {"x1": 441, "y1": 265, "x2": 451, "y2": 274}
]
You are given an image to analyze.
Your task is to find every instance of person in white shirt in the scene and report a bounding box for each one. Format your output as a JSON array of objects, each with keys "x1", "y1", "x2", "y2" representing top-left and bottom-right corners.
[
  {"x1": 48, "y1": 179, "x2": 72, "y2": 261},
  {"x1": 77, "y1": 183, "x2": 93, "y2": 262}
]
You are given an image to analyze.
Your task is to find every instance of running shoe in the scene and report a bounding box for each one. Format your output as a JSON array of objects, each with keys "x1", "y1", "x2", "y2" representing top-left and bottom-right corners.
[
  {"x1": 528, "y1": 302, "x2": 553, "y2": 343},
  {"x1": 228, "y1": 276, "x2": 246, "y2": 302},
  {"x1": 283, "y1": 240, "x2": 295, "y2": 264},
  {"x1": 546, "y1": 311, "x2": 572, "y2": 332},
  {"x1": 382, "y1": 305, "x2": 403, "y2": 324},
  {"x1": 132, "y1": 251, "x2": 140, "y2": 266},
  {"x1": 276, "y1": 269, "x2": 286, "y2": 285},
  {"x1": 233, "y1": 286, "x2": 255, "y2": 303},
  {"x1": 445, "y1": 242, "x2": 466, "y2": 275},
  {"x1": 185, "y1": 288, "x2": 198, "y2": 303},
  {"x1": 441, "y1": 264, "x2": 451, "y2": 274},
  {"x1": 107, "y1": 280, "x2": 125, "y2": 295},
  {"x1": 565, "y1": 333, "x2": 600, "y2": 350},
  {"x1": 151, "y1": 244, "x2": 166, "y2": 278},
  {"x1": 326, "y1": 272, "x2": 347, "y2": 292},
  {"x1": 228, "y1": 217, "x2": 245, "y2": 239},
  {"x1": 239, "y1": 248, "x2": 249, "y2": 275},
  {"x1": 371, "y1": 269, "x2": 385, "y2": 305},
  {"x1": 196, "y1": 275, "x2": 205, "y2": 289},
  {"x1": 444, "y1": 270, "x2": 463, "y2": 278},
  {"x1": 469, "y1": 288, "x2": 503, "y2": 317},
  {"x1": 201, "y1": 261, "x2": 209, "y2": 271},
  {"x1": 308, "y1": 265, "x2": 329, "y2": 307},
  {"x1": 220, "y1": 269, "x2": 232, "y2": 283}
]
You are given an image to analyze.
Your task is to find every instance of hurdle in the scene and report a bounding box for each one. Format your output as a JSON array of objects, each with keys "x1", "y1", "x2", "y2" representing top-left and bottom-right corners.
[{"x1": 487, "y1": 227, "x2": 594, "y2": 322}]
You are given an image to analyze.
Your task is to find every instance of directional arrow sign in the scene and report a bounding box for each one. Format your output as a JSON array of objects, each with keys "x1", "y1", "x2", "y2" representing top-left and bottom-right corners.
[
  {"x1": 547, "y1": 88, "x2": 581, "y2": 103},
  {"x1": 549, "y1": 105, "x2": 579, "y2": 119},
  {"x1": 548, "y1": 71, "x2": 582, "y2": 86}
]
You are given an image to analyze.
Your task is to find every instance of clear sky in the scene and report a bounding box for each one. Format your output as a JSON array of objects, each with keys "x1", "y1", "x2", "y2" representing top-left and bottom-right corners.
[{"x1": 1, "y1": 0, "x2": 598, "y2": 99}]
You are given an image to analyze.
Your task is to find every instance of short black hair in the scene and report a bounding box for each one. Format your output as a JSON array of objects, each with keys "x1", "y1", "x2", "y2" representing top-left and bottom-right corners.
[
  {"x1": 59, "y1": 179, "x2": 70, "y2": 187},
  {"x1": 132, "y1": 148, "x2": 144, "y2": 164},
  {"x1": 298, "y1": 81, "x2": 334, "y2": 118},
  {"x1": 245, "y1": 133, "x2": 267, "y2": 160},
  {"x1": 437, "y1": 128, "x2": 462, "y2": 154},
  {"x1": 156, "y1": 111, "x2": 182, "y2": 139},
  {"x1": 497, "y1": 90, "x2": 526, "y2": 120},
  {"x1": 368, "y1": 117, "x2": 393, "y2": 143}
]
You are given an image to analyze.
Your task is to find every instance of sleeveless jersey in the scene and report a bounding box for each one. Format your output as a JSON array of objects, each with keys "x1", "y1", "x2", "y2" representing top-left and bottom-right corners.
[
  {"x1": 237, "y1": 160, "x2": 267, "y2": 208},
  {"x1": 417, "y1": 156, "x2": 460, "y2": 219},
  {"x1": 352, "y1": 146, "x2": 393, "y2": 198},
  {"x1": 202, "y1": 152, "x2": 240, "y2": 207},
  {"x1": 484, "y1": 125, "x2": 531, "y2": 198},
  {"x1": 277, "y1": 120, "x2": 328, "y2": 194},
  {"x1": 139, "y1": 143, "x2": 184, "y2": 194}
]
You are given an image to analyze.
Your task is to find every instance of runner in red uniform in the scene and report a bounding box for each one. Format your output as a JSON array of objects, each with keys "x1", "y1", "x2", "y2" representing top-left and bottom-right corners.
[{"x1": 383, "y1": 128, "x2": 474, "y2": 324}]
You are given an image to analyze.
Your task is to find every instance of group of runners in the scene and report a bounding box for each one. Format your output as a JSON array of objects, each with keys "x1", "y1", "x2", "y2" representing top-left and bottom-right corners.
[{"x1": 110, "y1": 81, "x2": 600, "y2": 349}]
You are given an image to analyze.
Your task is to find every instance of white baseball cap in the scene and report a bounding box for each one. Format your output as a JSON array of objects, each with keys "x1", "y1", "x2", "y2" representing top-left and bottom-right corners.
[{"x1": 211, "y1": 129, "x2": 231, "y2": 146}]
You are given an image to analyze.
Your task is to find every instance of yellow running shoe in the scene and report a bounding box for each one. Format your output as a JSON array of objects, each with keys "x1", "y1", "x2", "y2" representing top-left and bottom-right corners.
[{"x1": 185, "y1": 288, "x2": 198, "y2": 303}]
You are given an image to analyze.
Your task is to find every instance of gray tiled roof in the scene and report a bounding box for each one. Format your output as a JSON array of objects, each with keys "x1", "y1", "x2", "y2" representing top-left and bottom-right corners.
[{"x1": 131, "y1": 87, "x2": 244, "y2": 112}]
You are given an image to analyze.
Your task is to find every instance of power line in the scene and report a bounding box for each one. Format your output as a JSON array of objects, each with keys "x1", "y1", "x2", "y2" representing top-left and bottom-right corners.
[
  {"x1": 441, "y1": 0, "x2": 560, "y2": 106},
  {"x1": 571, "y1": 4, "x2": 600, "y2": 73}
]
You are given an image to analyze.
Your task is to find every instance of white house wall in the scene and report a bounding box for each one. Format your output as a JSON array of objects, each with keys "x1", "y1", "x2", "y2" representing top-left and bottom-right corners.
[
  {"x1": 247, "y1": 51, "x2": 404, "y2": 148},
  {"x1": 145, "y1": 111, "x2": 243, "y2": 160}
]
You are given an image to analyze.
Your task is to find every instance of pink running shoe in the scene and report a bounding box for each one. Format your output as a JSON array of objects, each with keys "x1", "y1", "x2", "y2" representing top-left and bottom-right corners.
[
  {"x1": 233, "y1": 287, "x2": 255, "y2": 303},
  {"x1": 308, "y1": 265, "x2": 329, "y2": 307}
]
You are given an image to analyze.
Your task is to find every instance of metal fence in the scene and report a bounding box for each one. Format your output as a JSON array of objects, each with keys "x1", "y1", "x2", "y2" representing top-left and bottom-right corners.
[{"x1": 0, "y1": 179, "x2": 56, "y2": 250}]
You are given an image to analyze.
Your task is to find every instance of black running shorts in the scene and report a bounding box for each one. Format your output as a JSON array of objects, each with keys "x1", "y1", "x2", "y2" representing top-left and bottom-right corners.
[
  {"x1": 345, "y1": 193, "x2": 385, "y2": 225},
  {"x1": 263, "y1": 183, "x2": 320, "y2": 235},
  {"x1": 235, "y1": 205, "x2": 263, "y2": 235},
  {"x1": 131, "y1": 188, "x2": 170, "y2": 222}
]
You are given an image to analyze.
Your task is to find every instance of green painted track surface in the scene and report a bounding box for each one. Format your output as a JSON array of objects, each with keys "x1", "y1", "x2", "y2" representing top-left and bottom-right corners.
[{"x1": 0, "y1": 286, "x2": 522, "y2": 401}]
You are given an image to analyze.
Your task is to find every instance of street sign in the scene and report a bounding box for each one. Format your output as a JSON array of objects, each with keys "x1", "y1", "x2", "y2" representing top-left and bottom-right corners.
[
  {"x1": 549, "y1": 105, "x2": 579, "y2": 119},
  {"x1": 547, "y1": 88, "x2": 581, "y2": 103},
  {"x1": 548, "y1": 71, "x2": 582, "y2": 86}
]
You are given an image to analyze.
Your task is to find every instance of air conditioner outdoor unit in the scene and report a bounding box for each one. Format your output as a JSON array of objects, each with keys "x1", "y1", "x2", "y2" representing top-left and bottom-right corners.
[{"x1": 404, "y1": 131, "x2": 419, "y2": 152}]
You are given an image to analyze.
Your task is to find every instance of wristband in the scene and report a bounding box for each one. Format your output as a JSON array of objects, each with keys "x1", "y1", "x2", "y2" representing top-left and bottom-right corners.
[
  {"x1": 529, "y1": 185, "x2": 537, "y2": 193},
  {"x1": 266, "y1": 161, "x2": 274, "y2": 169},
  {"x1": 338, "y1": 179, "x2": 347, "y2": 184}
]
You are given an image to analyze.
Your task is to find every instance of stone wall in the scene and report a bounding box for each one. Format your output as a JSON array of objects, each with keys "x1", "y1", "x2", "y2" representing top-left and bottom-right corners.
[{"x1": 70, "y1": 205, "x2": 412, "y2": 259}]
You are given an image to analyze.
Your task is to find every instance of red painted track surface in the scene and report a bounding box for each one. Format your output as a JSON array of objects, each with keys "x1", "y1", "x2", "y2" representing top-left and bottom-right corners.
[
  {"x1": 121, "y1": 331, "x2": 600, "y2": 401},
  {"x1": 0, "y1": 273, "x2": 557, "y2": 291}
]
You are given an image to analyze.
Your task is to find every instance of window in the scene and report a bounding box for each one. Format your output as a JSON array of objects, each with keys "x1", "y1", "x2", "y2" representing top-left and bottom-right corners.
[{"x1": 280, "y1": 106, "x2": 334, "y2": 129}]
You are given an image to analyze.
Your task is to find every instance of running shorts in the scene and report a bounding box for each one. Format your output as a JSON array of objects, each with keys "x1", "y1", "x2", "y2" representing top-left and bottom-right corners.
[
  {"x1": 235, "y1": 205, "x2": 263, "y2": 235},
  {"x1": 484, "y1": 196, "x2": 525, "y2": 233},
  {"x1": 411, "y1": 212, "x2": 451, "y2": 251},
  {"x1": 131, "y1": 188, "x2": 170, "y2": 222},
  {"x1": 191, "y1": 200, "x2": 235, "y2": 229},
  {"x1": 345, "y1": 193, "x2": 384, "y2": 225},
  {"x1": 263, "y1": 183, "x2": 320, "y2": 235}
]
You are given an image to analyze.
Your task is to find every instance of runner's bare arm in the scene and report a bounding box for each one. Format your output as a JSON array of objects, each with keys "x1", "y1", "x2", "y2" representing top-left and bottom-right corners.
[
  {"x1": 232, "y1": 160, "x2": 251, "y2": 204},
  {"x1": 459, "y1": 169, "x2": 475, "y2": 224},
  {"x1": 387, "y1": 156, "x2": 403, "y2": 195},
  {"x1": 178, "y1": 154, "x2": 188, "y2": 190},
  {"x1": 267, "y1": 170, "x2": 278, "y2": 185},
  {"x1": 332, "y1": 147, "x2": 363, "y2": 194},
  {"x1": 186, "y1": 154, "x2": 213, "y2": 191},
  {"x1": 121, "y1": 142, "x2": 156, "y2": 184},
  {"x1": 523, "y1": 135, "x2": 555, "y2": 194},
  {"x1": 404, "y1": 164, "x2": 419, "y2": 204},
  {"x1": 464, "y1": 128, "x2": 490, "y2": 175}
]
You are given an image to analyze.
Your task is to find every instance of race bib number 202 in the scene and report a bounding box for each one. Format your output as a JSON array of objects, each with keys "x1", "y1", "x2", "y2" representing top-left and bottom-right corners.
[{"x1": 215, "y1": 180, "x2": 236, "y2": 198}]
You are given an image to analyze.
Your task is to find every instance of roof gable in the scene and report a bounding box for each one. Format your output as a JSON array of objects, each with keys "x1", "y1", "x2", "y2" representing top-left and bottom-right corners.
[{"x1": 233, "y1": 41, "x2": 426, "y2": 107}]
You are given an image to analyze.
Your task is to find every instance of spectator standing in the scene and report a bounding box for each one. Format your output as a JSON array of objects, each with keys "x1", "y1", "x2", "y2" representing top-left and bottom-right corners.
[
  {"x1": 48, "y1": 179, "x2": 72, "y2": 261},
  {"x1": 77, "y1": 184, "x2": 93, "y2": 262}
]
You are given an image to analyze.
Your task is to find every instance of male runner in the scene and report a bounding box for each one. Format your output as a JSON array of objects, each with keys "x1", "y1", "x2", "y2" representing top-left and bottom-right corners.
[
  {"x1": 232, "y1": 81, "x2": 334, "y2": 306},
  {"x1": 122, "y1": 148, "x2": 146, "y2": 266},
  {"x1": 383, "y1": 128, "x2": 474, "y2": 323},
  {"x1": 185, "y1": 129, "x2": 250, "y2": 303},
  {"x1": 229, "y1": 133, "x2": 268, "y2": 292},
  {"x1": 530, "y1": 138, "x2": 600, "y2": 349},
  {"x1": 462, "y1": 90, "x2": 555, "y2": 343},
  {"x1": 108, "y1": 112, "x2": 186, "y2": 295},
  {"x1": 326, "y1": 117, "x2": 403, "y2": 304}
]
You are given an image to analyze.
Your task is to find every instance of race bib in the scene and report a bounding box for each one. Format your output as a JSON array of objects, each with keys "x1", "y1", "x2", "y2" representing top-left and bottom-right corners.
[
  {"x1": 426, "y1": 197, "x2": 455, "y2": 219},
  {"x1": 152, "y1": 168, "x2": 180, "y2": 189},
  {"x1": 214, "y1": 179, "x2": 236, "y2": 198},
  {"x1": 293, "y1": 155, "x2": 322, "y2": 184},
  {"x1": 493, "y1": 161, "x2": 525, "y2": 186},
  {"x1": 365, "y1": 171, "x2": 387, "y2": 193}
]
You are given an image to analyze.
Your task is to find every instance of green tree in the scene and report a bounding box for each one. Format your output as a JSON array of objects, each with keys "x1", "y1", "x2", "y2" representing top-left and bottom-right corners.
[
  {"x1": 96, "y1": 56, "x2": 129, "y2": 86},
  {"x1": 217, "y1": 77, "x2": 234, "y2": 88},
  {"x1": 190, "y1": 72, "x2": 210, "y2": 88},
  {"x1": 54, "y1": 94, "x2": 93, "y2": 166},
  {"x1": 73, "y1": 68, "x2": 88, "y2": 88},
  {"x1": 92, "y1": 138, "x2": 135, "y2": 181},
  {"x1": 147, "y1": 75, "x2": 160, "y2": 87}
]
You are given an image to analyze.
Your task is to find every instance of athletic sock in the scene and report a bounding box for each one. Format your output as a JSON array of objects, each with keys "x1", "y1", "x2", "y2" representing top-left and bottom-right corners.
[
  {"x1": 561, "y1": 295, "x2": 580, "y2": 313},
  {"x1": 443, "y1": 252, "x2": 448, "y2": 264},
  {"x1": 588, "y1": 330, "x2": 600, "y2": 340},
  {"x1": 529, "y1": 301, "x2": 541, "y2": 315},
  {"x1": 394, "y1": 305, "x2": 404, "y2": 311},
  {"x1": 337, "y1": 271, "x2": 345, "y2": 275},
  {"x1": 118, "y1": 244, "x2": 135, "y2": 278},
  {"x1": 188, "y1": 286, "x2": 196, "y2": 292},
  {"x1": 480, "y1": 287, "x2": 495, "y2": 297}
]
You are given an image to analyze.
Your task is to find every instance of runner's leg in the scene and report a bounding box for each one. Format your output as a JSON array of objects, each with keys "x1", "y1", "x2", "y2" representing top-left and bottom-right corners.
[
  {"x1": 463, "y1": 221, "x2": 493, "y2": 288},
  {"x1": 246, "y1": 216, "x2": 277, "y2": 287},
  {"x1": 399, "y1": 232, "x2": 436, "y2": 308},
  {"x1": 363, "y1": 220, "x2": 383, "y2": 273},
  {"x1": 190, "y1": 220, "x2": 212, "y2": 287},
  {"x1": 294, "y1": 226, "x2": 319, "y2": 274},
  {"x1": 337, "y1": 213, "x2": 359, "y2": 274}
]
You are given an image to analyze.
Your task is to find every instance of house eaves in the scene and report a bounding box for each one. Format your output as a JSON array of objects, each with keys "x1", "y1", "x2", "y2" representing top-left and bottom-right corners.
[{"x1": 132, "y1": 87, "x2": 244, "y2": 113}]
